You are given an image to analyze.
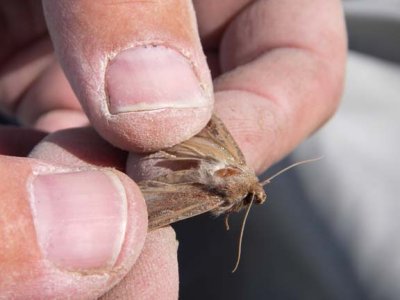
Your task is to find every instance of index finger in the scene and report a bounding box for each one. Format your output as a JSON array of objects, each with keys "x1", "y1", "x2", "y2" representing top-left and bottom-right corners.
[{"x1": 211, "y1": 0, "x2": 347, "y2": 172}]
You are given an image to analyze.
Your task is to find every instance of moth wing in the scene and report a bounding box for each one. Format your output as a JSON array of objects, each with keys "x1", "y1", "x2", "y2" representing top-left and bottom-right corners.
[
  {"x1": 198, "y1": 114, "x2": 246, "y2": 164},
  {"x1": 164, "y1": 115, "x2": 246, "y2": 166},
  {"x1": 141, "y1": 182, "x2": 224, "y2": 231}
]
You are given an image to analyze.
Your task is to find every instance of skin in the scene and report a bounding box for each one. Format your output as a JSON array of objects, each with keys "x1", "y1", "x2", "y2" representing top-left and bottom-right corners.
[{"x1": 0, "y1": 0, "x2": 346, "y2": 298}]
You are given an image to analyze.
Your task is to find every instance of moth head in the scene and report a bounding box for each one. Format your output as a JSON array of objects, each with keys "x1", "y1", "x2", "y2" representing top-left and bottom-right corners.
[{"x1": 249, "y1": 183, "x2": 266, "y2": 205}]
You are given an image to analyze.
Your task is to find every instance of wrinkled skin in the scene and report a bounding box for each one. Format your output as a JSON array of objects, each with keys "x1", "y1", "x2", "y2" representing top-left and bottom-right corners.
[{"x1": 0, "y1": 0, "x2": 346, "y2": 298}]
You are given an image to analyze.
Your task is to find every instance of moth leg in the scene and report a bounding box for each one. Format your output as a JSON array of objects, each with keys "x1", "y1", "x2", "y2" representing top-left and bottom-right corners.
[{"x1": 224, "y1": 214, "x2": 230, "y2": 231}]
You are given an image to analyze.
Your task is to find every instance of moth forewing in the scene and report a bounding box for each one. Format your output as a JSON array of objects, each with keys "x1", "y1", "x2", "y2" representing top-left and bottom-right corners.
[{"x1": 142, "y1": 183, "x2": 225, "y2": 230}]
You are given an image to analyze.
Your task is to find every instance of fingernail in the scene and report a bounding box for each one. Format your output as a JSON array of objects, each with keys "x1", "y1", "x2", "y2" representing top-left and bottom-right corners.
[
  {"x1": 106, "y1": 46, "x2": 208, "y2": 114},
  {"x1": 30, "y1": 170, "x2": 127, "y2": 272}
]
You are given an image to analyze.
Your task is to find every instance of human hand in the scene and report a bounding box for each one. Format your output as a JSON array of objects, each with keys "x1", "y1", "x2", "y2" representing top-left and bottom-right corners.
[{"x1": 0, "y1": 0, "x2": 346, "y2": 298}]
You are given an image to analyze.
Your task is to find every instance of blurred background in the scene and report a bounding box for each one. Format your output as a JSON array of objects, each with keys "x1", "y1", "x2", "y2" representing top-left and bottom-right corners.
[
  {"x1": 174, "y1": 1, "x2": 400, "y2": 299},
  {"x1": 1, "y1": 1, "x2": 399, "y2": 299}
]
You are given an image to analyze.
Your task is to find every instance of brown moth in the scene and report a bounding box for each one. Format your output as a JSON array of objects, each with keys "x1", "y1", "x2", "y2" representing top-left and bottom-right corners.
[
  {"x1": 135, "y1": 114, "x2": 318, "y2": 271},
  {"x1": 137, "y1": 114, "x2": 266, "y2": 232}
]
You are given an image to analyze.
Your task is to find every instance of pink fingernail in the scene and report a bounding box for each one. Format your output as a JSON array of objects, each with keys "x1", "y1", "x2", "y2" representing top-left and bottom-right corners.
[
  {"x1": 106, "y1": 46, "x2": 208, "y2": 114},
  {"x1": 30, "y1": 170, "x2": 127, "y2": 272}
]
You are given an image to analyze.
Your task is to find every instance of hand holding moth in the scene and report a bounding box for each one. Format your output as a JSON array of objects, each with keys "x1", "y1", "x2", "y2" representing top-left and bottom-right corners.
[{"x1": 0, "y1": 0, "x2": 347, "y2": 299}]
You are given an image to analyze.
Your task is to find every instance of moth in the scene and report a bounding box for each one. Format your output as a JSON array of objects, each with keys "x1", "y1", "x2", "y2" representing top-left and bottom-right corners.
[
  {"x1": 135, "y1": 114, "x2": 317, "y2": 270},
  {"x1": 137, "y1": 114, "x2": 266, "y2": 230}
]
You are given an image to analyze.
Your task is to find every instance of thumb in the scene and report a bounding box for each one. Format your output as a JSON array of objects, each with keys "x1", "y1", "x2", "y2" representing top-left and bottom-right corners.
[
  {"x1": 42, "y1": 0, "x2": 213, "y2": 152},
  {"x1": 0, "y1": 155, "x2": 147, "y2": 299}
]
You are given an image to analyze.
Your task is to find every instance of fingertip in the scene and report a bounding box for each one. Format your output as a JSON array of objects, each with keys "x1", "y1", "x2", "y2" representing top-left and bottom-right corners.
[
  {"x1": 100, "y1": 45, "x2": 214, "y2": 151},
  {"x1": 43, "y1": 0, "x2": 213, "y2": 151},
  {"x1": 4, "y1": 131, "x2": 149, "y2": 297},
  {"x1": 29, "y1": 128, "x2": 148, "y2": 276},
  {"x1": 30, "y1": 168, "x2": 147, "y2": 274},
  {"x1": 0, "y1": 156, "x2": 149, "y2": 298}
]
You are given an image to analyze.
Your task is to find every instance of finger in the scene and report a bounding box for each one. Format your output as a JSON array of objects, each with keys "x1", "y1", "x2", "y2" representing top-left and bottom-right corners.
[
  {"x1": 101, "y1": 228, "x2": 179, "y2": 300},
  {"x1": 15, "y1": 60, "x2": 89, "y2": 131},
  {"x1": 0, "y1": 155, "x2": 147, "y2": 299},
  {"x1": 0, "y1": 37, "x2": 53, "y2": 116},
  {"x1": 0, "y1": 126, "x2": 46, "y2": 156},
  {"x1": 213, "y1": 0, "x2": 347, "y2": 172},
  {"x1": 42, "y1": 0, "x2": 214, "y2": 152},
  {"x1": 31, "y1": 127, "x2": 179, "y2": 298},
  {"x1": 0, "y1": 36, "x2": 88, "y2": 131}
]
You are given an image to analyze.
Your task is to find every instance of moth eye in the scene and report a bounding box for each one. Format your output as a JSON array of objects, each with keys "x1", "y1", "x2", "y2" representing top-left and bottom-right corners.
[{"x1": 214, "y1": 167, "x2": 241, "y2": 178}]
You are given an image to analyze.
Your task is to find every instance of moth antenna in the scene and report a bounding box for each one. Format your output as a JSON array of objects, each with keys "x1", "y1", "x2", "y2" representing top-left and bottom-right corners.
[
  {"x1": 224, "y1": 215, "x2": 230, "y2": 231},
  {"x1": 232, "y1": 195, "x2": 255, "y2": 273},
  {"x1": 260, "y1": 156, "x2": 323, "y2": 186}
]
